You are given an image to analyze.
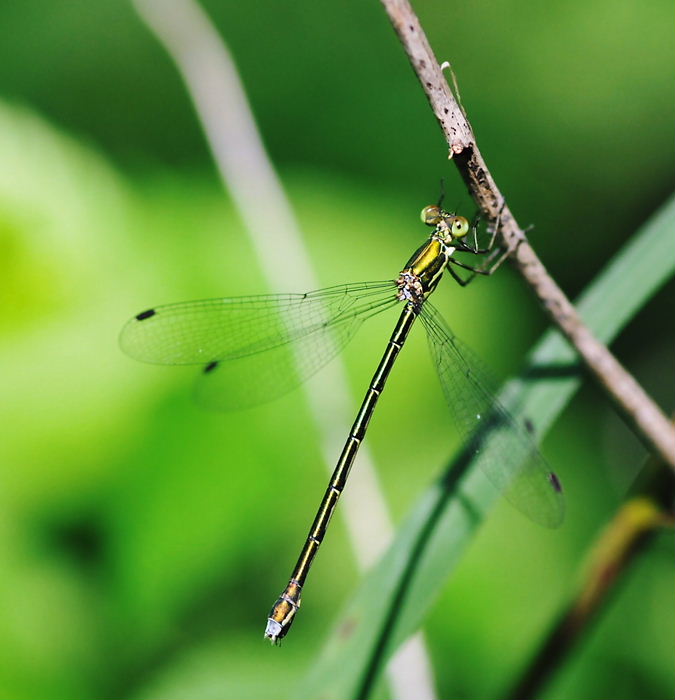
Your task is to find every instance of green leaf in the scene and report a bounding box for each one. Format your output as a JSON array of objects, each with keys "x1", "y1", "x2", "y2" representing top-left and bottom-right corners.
[{"x1": 298, "y1": 194, "x2": 675, "y2": 699}]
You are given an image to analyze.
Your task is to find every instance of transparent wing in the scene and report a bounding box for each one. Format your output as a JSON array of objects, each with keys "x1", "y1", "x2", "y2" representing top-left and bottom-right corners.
[
  {"x1": 419, "y1": 302, "x2": 564, "y2": 528},
  {"x1": 194, "y1": 308, "x2": 389, "y2": 410},
  {"x1": 120, "y1": 281, "x2": 397, "y2": 364},
  {"x1": 120, "y1": 280, "x2": 399, "y2": 410}
]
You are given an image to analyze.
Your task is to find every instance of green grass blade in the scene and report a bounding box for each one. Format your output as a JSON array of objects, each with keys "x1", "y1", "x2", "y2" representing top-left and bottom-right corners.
[{"x1": 298, "y1": 194, "x2": 675, "y2": 700}]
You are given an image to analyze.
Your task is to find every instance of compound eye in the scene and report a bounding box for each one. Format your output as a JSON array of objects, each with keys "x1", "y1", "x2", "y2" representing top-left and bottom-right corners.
[
  {"x1": 420, "y1": 205, "x2": 442, "y2": 226},
  {"x1": 450, "y1": 216, "x2": 470, "y2": 237}
]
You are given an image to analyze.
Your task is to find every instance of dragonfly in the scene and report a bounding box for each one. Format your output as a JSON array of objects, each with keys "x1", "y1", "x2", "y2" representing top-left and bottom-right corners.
[{"x1": 120, "y1": 203, "x2": 564, "y2": 643}]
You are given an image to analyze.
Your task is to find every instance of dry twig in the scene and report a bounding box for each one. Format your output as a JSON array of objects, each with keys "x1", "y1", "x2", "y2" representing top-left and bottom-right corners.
[{"x1": 380, "y1": 0, "x2": 675, "y2": 470}]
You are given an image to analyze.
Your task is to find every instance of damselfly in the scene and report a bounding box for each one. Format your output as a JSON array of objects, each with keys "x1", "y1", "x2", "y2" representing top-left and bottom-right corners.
[{"x1": 120, "y1": 204, "x2": 564, "y2": 643}]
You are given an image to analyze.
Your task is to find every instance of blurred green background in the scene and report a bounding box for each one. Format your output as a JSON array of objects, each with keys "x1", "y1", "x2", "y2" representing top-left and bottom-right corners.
[{"x1": 0, "y1": 1, "x2": 673, "y2": 698}]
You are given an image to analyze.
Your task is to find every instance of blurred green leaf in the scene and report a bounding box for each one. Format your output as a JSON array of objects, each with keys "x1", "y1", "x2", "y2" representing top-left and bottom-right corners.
[{"x1": 299, "y1": 196, "x2": 675, "y2": 699}]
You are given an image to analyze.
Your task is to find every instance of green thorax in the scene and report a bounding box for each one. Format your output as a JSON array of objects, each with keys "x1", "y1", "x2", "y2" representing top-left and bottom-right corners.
[{"x1": 397, "y1": 236, "x2": 455, "y2": 305}]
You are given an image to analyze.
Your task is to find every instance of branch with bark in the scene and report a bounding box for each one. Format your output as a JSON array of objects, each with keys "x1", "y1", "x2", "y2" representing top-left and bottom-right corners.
[{"x1": 380, "y1": 0, "x2": 675, "y2": 470}]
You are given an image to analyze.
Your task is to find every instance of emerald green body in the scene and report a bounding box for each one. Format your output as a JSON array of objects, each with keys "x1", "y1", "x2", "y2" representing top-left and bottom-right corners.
[{"x1": 264, "y1": 227, "x2": 458, "y2": 642}]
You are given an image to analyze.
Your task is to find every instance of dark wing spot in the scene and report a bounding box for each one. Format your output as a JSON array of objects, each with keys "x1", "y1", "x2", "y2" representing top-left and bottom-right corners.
[
  {"x1": 204, "y1": 361, "x2": 219, "y2": 373},
  {"x1": 524, "y1": 417, "x2": 535, "y2": 435},
  {"x1": 136, "y1": 309, "x2": 156, "y2": 321},
  {"x1": 548, "y1": 472, "x2": 563, "y2": 493}
]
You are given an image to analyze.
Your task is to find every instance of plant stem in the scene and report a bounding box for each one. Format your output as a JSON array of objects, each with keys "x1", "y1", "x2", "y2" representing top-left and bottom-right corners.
[
  {"x1": 132, "y1": 0, "x2": 438, "y2": 697},
  {"x1": 380, "y1": 0, "x2": 675, "y2": 470},
  {"x1": 506, "y1": 449, "x2": 675, "y2": 700}
]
